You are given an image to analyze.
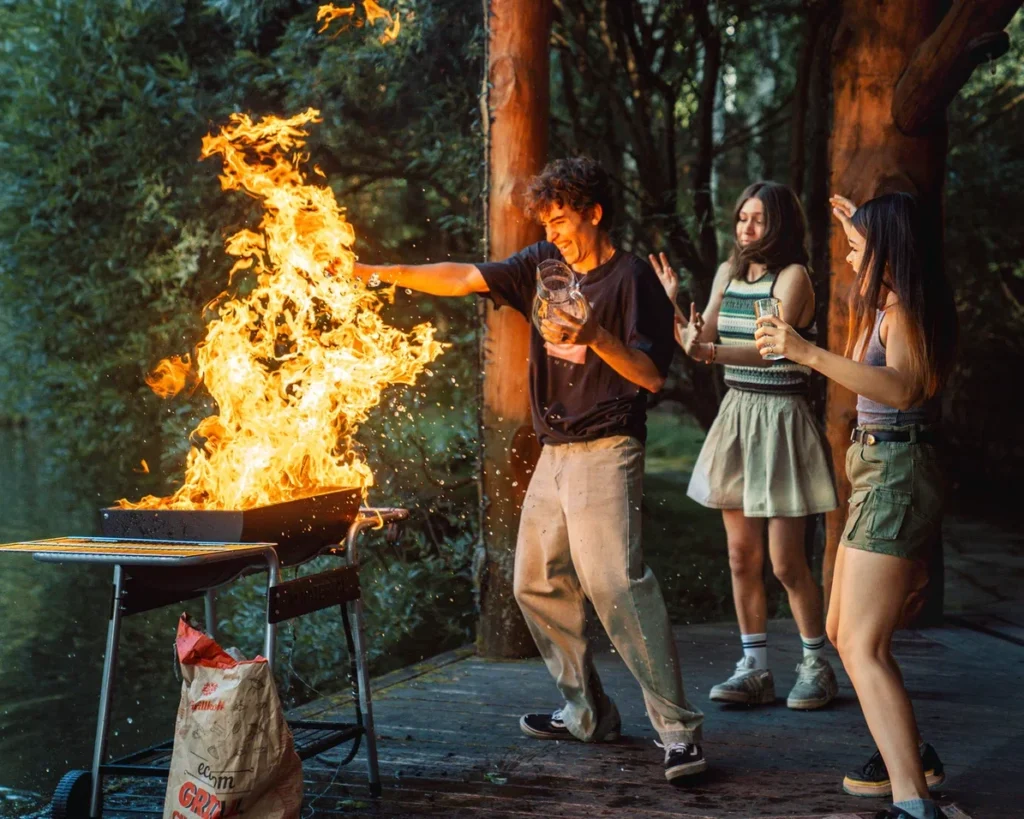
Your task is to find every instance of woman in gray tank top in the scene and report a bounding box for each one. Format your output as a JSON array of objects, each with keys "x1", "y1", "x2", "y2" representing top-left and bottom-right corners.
[{"x1": 754, "y1": 192, "x2": 958, "y2": 819}]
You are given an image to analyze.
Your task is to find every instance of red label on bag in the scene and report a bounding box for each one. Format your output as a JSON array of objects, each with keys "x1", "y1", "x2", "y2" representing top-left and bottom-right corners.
[
  {"x1": 177, "y1": 781, "x2": 242, "y2": 819},
  {"x1": 190, "y1": 699, "x2": 225, "y2": 712}
]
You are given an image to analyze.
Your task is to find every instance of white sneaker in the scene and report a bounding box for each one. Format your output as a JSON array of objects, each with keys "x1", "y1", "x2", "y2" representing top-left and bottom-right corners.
[
  {"x1": 709, "y1": 655, "x2": 775, "y2": 705},
  {"x1": 786, "y1": 655, "x2": 838, "y2": 710}
]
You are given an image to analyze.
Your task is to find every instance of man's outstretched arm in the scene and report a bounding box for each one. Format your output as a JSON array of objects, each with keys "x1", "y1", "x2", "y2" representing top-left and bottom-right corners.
[{"x1": 353, "y1": 261, "x2": 488, "y2": 297}]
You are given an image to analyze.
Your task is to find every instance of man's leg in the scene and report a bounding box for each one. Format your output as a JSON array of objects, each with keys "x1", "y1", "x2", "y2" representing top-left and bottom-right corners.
[
  {"x1": 563, "y1": 437, "x2": 704, "y2": 746},
  {"x1": 514, "y1": 445, "x2": 617, "y2": 741}
]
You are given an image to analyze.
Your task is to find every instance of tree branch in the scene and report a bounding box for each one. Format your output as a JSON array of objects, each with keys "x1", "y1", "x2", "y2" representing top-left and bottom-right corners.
[{"x1": 892, "y1": 0, "x2": 1023, "y2": 135}]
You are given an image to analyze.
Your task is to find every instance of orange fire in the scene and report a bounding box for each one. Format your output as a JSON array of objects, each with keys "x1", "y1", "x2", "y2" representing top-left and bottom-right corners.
[
  {"x1": 145, "y1": 354, "x2": 196, "y2": 399},
  {"x1": 317, "y1": 2, "x2": 400, "y2": 44},
  {"x1": 120, "y1": 108, "x2": 444, "y2": 510}
]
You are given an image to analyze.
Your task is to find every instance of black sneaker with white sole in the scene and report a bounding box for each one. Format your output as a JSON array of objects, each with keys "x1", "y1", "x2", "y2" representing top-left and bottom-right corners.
[
  {"x1": 843, "y1": 742, "x2": 946, "y2": 797},
  {"x1": 519, "y1": 708, "x2": 621, "y2": 741},
  {"x1": 874, "y1": 808, "x2": 948, "y2": 819},
  {"x1": 659, "y1": 741, "x2": 708, "y2": 782}
]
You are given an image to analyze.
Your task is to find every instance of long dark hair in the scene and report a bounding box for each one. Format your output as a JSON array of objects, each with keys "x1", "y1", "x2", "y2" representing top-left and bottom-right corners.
[
  {"x1": 846, "y1": 192, "x2": 958, "y2": 401},
  {"x1": 728, "y1": 181, "x2": 809, "y2": 280}
]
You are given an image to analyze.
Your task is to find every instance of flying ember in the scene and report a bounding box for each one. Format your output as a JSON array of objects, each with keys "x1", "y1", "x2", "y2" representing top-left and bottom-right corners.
[{"x1": 120, "y1": 108, "x2": 444, "y2": 511}]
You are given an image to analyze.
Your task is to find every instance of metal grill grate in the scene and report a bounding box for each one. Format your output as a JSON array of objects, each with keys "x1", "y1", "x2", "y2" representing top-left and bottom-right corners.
[{"x1": 0, "y1": 536, "x2": 271, "y2": 559}]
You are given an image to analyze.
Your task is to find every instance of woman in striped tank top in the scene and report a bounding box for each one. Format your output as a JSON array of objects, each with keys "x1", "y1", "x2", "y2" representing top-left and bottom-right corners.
[
  {"x1": 652, "y1": 181, "x2": 839, "y2": 711},
  {"x1": 755, "y1": 193, "x2": 958, "y2": 819}
]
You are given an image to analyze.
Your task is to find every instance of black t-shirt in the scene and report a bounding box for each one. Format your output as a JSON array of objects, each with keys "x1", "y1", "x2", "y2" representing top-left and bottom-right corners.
[{"x1": 476, "y1": 241, "x2": 674, "y2": 445}]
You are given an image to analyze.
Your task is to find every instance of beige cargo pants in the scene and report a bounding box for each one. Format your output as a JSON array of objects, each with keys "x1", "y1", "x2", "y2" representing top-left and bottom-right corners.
[{"x1": 513, "y1": 435, "x2": 704, "y2": 744}]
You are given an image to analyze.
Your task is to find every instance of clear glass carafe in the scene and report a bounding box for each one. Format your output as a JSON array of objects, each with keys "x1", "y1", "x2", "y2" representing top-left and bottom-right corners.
[{"x1": 530, "y1": 259, "x2": 591, "y2": 342}]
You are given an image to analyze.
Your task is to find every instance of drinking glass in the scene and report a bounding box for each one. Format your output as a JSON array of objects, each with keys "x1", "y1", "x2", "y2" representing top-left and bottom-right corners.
[
  {"x1": 753, "y1": 297, "x2": 784, "y2": 360},
  {"x1": 531, "y1": 259, "x2": 590, "y2": 342}
]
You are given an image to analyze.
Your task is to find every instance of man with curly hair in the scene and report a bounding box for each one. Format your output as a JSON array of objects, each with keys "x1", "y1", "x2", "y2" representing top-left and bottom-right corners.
[{"x1": 355, "y1": 157, "x2": 706, "y2": 782}]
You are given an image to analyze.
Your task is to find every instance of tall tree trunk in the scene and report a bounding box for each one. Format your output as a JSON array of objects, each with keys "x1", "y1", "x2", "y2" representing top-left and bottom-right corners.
[
  {"x1": 825, "y1": 0, "x2": 948, "y2": 620},
  {"x1": 476, "y1": 0, "x2": 551, "y2": 658},
  {"x1": 806, "y1": 2, "x2": 839, "y2": 422},
  {"x1": 802, "y1": 1, "x2": 838, "y2": 578},
  {"x1": 791, "y1": 1, "x2": 829, "y2": 197}
]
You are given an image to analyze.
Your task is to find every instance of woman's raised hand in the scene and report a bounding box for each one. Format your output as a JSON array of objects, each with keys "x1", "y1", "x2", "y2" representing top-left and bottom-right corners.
[
  {"x1": 649, "y1": 252, "x2": 680, "y2": 303},
  {"x1": 829, "y1": 194, "x2": 858, "y2": 228}
]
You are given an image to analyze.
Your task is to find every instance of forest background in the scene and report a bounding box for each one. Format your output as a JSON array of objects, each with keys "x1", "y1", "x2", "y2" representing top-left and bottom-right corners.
[{"x1": 0, "y1": 0, "x2": 1022, "y2": 715}]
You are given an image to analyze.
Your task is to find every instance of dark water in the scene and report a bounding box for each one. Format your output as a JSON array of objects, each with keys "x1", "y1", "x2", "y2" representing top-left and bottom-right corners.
[{"x1": 0, "y1": 427, "x2": 218, "y2": 810}]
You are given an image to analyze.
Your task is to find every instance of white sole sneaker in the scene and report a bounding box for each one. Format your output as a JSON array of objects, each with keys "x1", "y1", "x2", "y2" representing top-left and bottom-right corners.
[
  {"x1": 787, "y1": 691, "x2": 835, "y2": 709},
  {"x1": 518, "y1": 714, "x2": 621, "y2": 742},
  {"x1": 665, "y1": 757, "x2": 709, "y2": 781},
  {"x1": 709, "y1": 683, "x2": 775, "y2": 705}
]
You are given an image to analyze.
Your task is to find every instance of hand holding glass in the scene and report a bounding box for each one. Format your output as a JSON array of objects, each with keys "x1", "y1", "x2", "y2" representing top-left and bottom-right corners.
[
  {"x1": 531, "y1": 259, "x2": 590, "y2": 343},
  {"x1": 753, "y1": 298, "x2": 783, "y2": 360}
]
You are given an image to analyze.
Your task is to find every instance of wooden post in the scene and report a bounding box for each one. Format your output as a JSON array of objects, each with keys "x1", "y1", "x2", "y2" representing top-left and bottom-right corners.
[
  {"x1": 476, "y1": 0, "x2": 551, "y2": 658},
  {"x1": 824, "y1": 0, "x2": 948, "y2": 615},
  {"x1": 825, "y1": 0, "x2": 1022, "y2": 623}
]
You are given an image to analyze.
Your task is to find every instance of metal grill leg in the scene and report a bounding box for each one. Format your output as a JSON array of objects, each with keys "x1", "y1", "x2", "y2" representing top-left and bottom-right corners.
[
  {"x1": 349, "y1": 596, "x2": 380, "y2": 796},
  {"x1": 90, "y1": 565, "x2": 126, "y2": 817},
  {"x1": 204, "y1": 589, "x2": 218, "y2": 641},
  {"x1": 263, "y1": 550, "x2": 281, "y2": 672}
]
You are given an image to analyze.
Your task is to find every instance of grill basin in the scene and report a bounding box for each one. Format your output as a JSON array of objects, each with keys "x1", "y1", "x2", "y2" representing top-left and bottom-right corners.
[{"x1": 100, "y1": 487, "x2": 362, "y2": 592}]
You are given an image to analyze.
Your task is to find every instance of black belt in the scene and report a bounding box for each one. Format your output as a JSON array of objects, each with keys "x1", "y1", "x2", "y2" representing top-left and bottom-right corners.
[{"x1": 851, "y1": 427, "x2": 938, "y2": 445}]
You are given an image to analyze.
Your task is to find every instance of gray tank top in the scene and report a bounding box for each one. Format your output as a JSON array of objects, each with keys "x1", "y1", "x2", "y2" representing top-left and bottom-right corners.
[{"x1": 856, "y1": 310, "x2": 940, "y2": 427}]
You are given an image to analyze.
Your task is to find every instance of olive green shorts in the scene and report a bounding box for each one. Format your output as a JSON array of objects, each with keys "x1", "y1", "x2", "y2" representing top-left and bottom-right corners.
[{"x1": 841, "y1": 426, "x2": 945, "y2": 561}]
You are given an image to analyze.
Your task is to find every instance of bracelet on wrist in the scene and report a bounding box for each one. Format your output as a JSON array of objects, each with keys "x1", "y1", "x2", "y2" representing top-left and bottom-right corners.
[{"x1": 705, "y1": 343, "x2": 716, "y2": 364}]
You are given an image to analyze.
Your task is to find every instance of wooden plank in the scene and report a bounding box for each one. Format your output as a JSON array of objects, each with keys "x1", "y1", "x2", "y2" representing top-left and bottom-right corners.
[{"x1": 291, "y1": 645, "x2": 476, "y2": 719}]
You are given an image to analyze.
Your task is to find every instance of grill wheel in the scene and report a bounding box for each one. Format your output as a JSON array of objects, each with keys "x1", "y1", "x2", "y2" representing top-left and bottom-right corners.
[{"x1": 50, "y1": 769, "x2": 92, "y2": 818}]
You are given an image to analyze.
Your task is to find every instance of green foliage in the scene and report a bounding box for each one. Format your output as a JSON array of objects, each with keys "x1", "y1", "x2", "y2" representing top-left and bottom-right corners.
[
  {"x1": 944, "y1": 11, "x2": 1024, "y2": 501},
  {"x1": 0, "y1": 0, "x2": 485, "y2": 690}
]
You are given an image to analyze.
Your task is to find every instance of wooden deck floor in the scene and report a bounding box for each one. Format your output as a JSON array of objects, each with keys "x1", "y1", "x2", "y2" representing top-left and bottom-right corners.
[
  {"x1": 279, "y1": 617, "x2": 1019, "y2": 819},
  {"x1": 96, "y1": 515, "x2": 1023, "y2": 818}
]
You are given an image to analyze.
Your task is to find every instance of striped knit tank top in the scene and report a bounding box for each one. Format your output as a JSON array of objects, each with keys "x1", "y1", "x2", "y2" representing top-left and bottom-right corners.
[{"x1": 718, "y1": 270, "x2": 814, "y2": 394}]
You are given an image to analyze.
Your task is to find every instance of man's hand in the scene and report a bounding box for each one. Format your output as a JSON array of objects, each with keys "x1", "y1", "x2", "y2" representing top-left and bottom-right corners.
[{"x1": 544, "y1": 306, "x2": 600, "y2": 347}]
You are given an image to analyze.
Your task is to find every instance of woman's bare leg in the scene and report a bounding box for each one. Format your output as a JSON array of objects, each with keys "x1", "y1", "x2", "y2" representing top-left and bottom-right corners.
[
  {"x1": 834, "y1": 545, "x2": 929, "y2": 803},
  {"x1": 767, "y1": 516, "x2": 824, "y2": 639},
  {"x1": 722, "y1": 511, "x2": 767, "y2": 635}
]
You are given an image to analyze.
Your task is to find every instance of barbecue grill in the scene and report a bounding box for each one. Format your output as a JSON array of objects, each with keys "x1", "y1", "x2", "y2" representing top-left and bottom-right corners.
[{"x1": 0, "y1": 490, "x2": 405, "y2": 818}]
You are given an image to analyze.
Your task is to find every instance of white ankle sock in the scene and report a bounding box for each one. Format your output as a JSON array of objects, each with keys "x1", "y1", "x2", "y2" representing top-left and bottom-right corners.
[
  {"x1": 801, "y1": 634, "x2": 827, "y2": 659},
  {"x1": 741, "y1": 633, "x2": 768, "y2": 669},
  {"x1": 893, "y1": 798, "x2": 937, "y2": 819}
]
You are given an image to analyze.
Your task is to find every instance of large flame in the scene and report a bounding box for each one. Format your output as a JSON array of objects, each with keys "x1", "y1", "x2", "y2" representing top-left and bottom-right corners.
[{"x1": 120, "y1": 108, "x2": 444, "y2": 510}]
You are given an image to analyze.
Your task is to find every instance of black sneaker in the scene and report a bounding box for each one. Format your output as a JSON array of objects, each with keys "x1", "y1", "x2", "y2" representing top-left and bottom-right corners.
[
  {"x1": 844, "y1": 742, "x2": 946, "y2": 797},
  {"x1": 874, "y1": 808, "x2": 948, "y2": 819},
  {"x1": 518, "y1": 708, "x2": 621, "y2": 741},
  {"x1": 659, "y1": 741, "x2": 708, "y2": 782}
]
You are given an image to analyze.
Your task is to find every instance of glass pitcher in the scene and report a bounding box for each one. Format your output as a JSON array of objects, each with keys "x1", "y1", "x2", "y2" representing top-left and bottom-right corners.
[{"x1": 530, "y1": 259, "x2": 591, "y2": 342}]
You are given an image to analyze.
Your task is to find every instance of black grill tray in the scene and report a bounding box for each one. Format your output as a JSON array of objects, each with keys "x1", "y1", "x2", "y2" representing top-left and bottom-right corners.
[{"x1": 99, "y1": 488, "x2": 362, "y2": 597}]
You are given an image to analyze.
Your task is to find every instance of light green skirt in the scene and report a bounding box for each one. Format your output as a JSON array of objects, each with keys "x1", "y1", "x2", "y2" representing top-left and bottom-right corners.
[{"x1": 686, "y1": 389, "x2": 839, "y2": 518}]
